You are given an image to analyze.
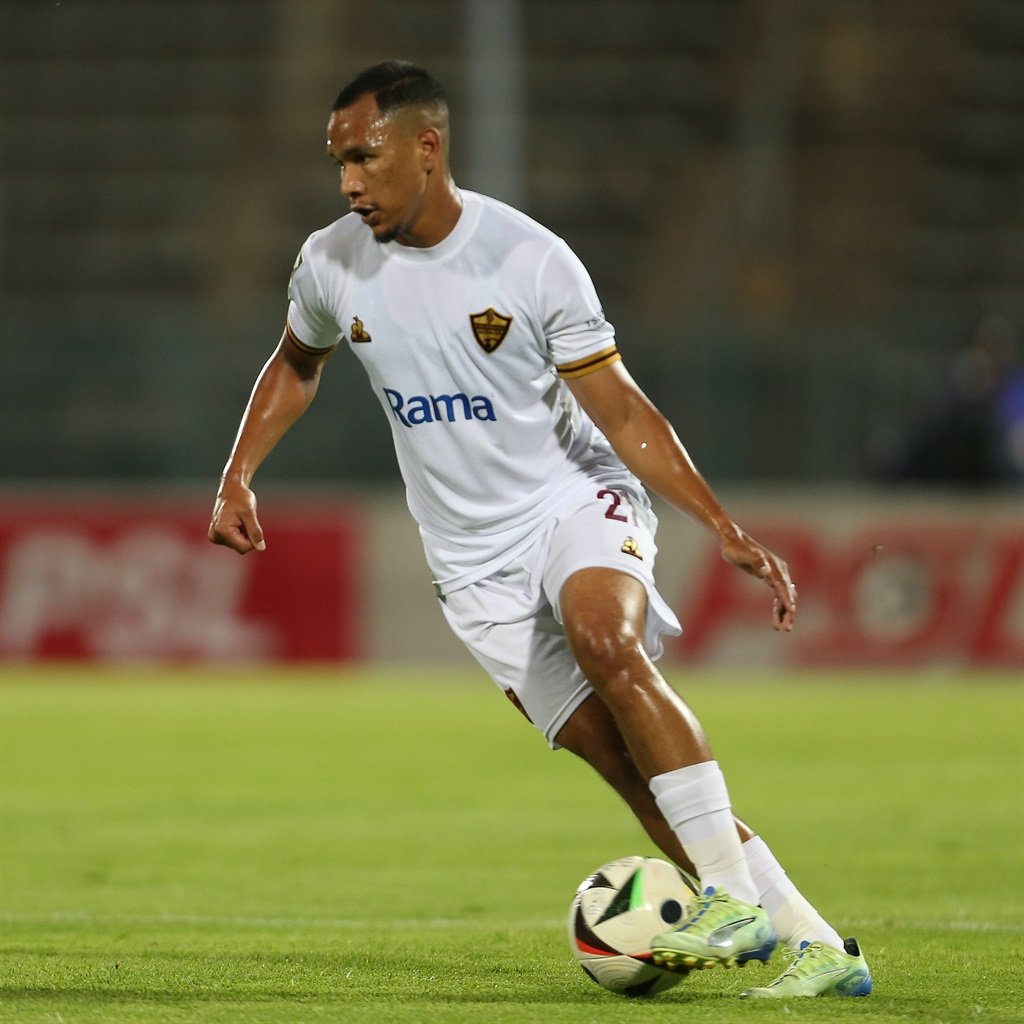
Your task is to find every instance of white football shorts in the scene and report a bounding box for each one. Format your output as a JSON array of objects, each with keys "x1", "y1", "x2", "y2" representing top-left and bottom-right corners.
[{"x1": 438, "y1": 484, "x2": 683, "y2": 747}]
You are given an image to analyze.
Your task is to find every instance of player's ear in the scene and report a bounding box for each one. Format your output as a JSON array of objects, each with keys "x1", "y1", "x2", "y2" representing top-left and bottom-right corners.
[{"x1": 418, "y1": 127, "x2": 443, "y2": 170}]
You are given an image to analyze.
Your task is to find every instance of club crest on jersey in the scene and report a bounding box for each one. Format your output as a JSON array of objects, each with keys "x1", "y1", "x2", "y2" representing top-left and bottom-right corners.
[
  {"x1": 350, "y1": 316, "x2": 372, "y2": 343},
  {"x1": 469, "y1": 307, "x2": 512, "y2": 353}
]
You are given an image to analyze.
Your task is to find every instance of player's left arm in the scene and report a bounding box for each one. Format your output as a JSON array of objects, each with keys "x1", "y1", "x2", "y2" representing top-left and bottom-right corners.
[{"x1": 566, "y1": 359, "x2": 796, "y2": 631}]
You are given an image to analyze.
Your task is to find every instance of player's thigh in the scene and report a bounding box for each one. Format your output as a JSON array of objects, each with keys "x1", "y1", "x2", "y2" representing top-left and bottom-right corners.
[
  {"x1": 542, "y1": 486, "x2": 682, "y2": 659},
  {"x1": 559, "y1": 567, "x2": 652, "y2": 675}
]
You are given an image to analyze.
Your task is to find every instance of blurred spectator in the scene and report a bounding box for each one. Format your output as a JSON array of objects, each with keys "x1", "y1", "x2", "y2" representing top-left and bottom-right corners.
[{"x1": 879, "y1": 317, "x2": 1024, "y2": 486}]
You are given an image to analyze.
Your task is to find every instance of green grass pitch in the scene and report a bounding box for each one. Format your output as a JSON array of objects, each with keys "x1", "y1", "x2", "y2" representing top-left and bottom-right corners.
[{"x1": 1, "y1": 666, "x2": 1021, "y2": 1023}]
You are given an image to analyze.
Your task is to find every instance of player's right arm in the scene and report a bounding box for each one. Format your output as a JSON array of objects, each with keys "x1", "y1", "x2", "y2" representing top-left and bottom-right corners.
[
  {"x1": 208, "y1": 328, "x2": 337, "y2": 554},
  {"x1": 566, "y1": 358, "x2": 797, "y2": 632}
]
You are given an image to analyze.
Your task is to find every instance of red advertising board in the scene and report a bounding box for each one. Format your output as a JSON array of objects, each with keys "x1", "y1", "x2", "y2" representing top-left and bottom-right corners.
[
  {"x1": 672, "y1": 518, "x2": 1024, "y2": 668},
  {"x1": 2, "y1": 490, "x2": 1020, "y2": 669},
  {"x1": 0, "y1": 496, "x2": 363, "y2": 663}
]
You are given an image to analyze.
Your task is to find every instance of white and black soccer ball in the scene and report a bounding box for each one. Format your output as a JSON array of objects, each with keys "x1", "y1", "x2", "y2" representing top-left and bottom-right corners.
[{"x1": 568, "y1": 855, "x2": 697, "y2": 997}]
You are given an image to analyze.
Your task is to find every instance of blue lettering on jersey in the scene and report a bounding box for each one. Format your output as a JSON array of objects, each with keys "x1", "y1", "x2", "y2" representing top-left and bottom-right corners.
[{"x1": 383, "y1": 387, "x2": 497, "y2": 428}]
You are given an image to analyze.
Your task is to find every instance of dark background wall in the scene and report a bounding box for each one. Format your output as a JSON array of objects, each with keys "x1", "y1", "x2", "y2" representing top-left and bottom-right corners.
[{"x1": 2, "y1": 0, "x2": 1021, "y2": 486}]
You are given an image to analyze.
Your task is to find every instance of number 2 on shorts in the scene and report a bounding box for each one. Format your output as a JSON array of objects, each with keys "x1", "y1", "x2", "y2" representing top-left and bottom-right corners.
[{"x1": 598, "y1": 488, "x2": 630, "y2": 523}]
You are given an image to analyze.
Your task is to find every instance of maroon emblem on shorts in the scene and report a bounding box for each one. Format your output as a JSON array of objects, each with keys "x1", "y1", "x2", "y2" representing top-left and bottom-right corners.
[{"x1": 504, "y1": 688, "x2": 533, "y2": 723}]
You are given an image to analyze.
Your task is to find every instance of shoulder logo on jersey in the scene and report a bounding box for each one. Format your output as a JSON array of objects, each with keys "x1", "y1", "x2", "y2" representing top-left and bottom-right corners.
[
  {"x1": 350, "y1": 316, "x2": 372, "y2": 343},
  {"x1": 621, "y1": 537, "x2": 644, "y2": 560},
  {"x1": 469, "y1": 307, "x2": 512, "y2": 354}
]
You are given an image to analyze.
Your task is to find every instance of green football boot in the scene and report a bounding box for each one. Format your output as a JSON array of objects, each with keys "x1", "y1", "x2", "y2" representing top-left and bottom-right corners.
[
  {"x1": 741, "y1": 938, "x2": 873, "y2": 998},
  {"x1": 650, "y1": 886, "x2": 777, "y2": 971}
]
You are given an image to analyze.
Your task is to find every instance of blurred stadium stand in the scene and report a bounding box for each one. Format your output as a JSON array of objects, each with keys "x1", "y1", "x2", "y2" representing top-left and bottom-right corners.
[{"x1": 1, "y1": 0, "x2": 1022, "y2": 485}]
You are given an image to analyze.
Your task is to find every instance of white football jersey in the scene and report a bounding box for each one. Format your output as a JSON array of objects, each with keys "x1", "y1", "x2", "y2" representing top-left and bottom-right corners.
[{"x1": 286, "y1": 189, "x2": 650, "y2": 592}]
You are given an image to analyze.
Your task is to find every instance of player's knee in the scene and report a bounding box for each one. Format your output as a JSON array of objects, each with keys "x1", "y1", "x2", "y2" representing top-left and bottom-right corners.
[
  {"x1": 566, "y1": 616, "x2": 647, "y2": 698},
  {"x1": 566, "y1": 613, "x2": 632, "y2": 663}
]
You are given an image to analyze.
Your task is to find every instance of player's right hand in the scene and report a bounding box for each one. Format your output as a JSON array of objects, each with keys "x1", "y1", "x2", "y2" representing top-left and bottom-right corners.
[{"x1": 208, "y1": 481, "x2": 266, "y2": 554}]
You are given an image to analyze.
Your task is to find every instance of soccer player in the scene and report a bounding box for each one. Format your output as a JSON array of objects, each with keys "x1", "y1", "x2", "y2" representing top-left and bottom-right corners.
[{"x1": 208, "y1": 62, "x2": 871, "y2": 998}]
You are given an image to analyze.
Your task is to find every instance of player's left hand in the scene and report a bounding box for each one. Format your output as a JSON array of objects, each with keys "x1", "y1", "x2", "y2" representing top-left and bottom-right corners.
[
  {"x1": 719, "y1": 528, "x2": 797, "y2": 632},
  {"x1": 208, "y1": 480, "x2": 266, "y2": 555}
]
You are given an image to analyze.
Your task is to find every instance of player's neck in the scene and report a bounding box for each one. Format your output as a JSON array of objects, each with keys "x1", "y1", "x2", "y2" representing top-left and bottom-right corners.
[{"x1": 396, "y1": 179, "x2": 463, "y2": 249}]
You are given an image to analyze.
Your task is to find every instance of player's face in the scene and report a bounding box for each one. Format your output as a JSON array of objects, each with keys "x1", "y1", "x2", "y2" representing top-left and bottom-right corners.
[{"x1": 327, "y1": 95, "x2": 436, "y2": 246}]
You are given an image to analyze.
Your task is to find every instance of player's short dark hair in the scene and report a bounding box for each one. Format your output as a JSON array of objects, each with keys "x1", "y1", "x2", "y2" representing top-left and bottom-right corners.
[{"x1": 332, "y1": 61, "x2": 448, "y2": 117}]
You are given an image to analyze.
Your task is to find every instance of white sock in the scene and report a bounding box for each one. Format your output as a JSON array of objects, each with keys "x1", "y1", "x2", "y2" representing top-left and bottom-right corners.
[
  {"x1": 743, "y1": 835, "x2": 844, "y2": 950},
  {"x1": 650, "y1": 760, "x2": 759, "y2": 906}
]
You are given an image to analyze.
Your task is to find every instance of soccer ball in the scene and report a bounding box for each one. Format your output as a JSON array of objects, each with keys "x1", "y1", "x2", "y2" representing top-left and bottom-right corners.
[{"x1": 568, "y1": 855, "x2": 696, "y2": 996}]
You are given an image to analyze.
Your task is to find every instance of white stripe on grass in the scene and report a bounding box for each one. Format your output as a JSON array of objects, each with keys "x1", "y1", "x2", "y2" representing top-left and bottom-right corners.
[{"x1": 0, "y1": 911, "x2": 1020, "y2": 933}]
